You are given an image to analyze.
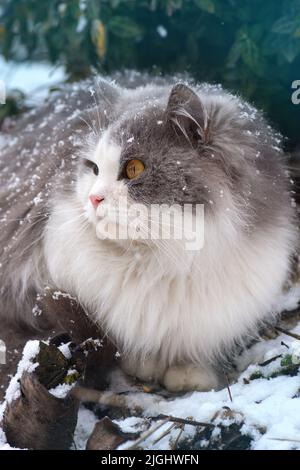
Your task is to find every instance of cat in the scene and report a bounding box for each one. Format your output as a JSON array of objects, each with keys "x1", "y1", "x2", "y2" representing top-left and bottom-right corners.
[{"x1": 0, "y1": 75, "x2": 298, "y2": 392}]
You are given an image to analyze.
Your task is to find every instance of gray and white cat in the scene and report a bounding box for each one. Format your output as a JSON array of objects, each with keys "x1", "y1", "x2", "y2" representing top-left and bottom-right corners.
[{"x1": 0, "y1": 76, "x2": 298, "y2": 391}]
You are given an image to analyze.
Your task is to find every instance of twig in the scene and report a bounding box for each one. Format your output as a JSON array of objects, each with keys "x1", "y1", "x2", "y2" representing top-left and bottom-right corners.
[
  {"x1": 72, "y1": 386, "x2": 216, "y2": 431},
  {"x1": 224, "y1": 373, "x2": 233, "y2": 402},
  {"x1": 125, "y1": 418, "x2": 170, "y2": 450},
  {"x1": 258, "y1": 354, "x2": 282, "y2": 367},
  {"x1": 151, "y1": 414, "x2": 215, "y2": 428},
  {"x1": 275, "y1": 326, "x2": 300, "y2": 341},
  {"x1": 152, "y1": 423, "x2": 176, "y2": 445},
  {"x1": 172, "y1": 424, "x2": 185, "y2": 450},
  {"x1": 268, "y1": 437, "x2": 300, "y2": 443}
]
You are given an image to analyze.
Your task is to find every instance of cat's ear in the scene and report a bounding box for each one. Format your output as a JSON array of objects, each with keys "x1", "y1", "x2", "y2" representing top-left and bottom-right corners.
[{"x1": 166, "y1": 83, "x2": 208, "y2": 145}]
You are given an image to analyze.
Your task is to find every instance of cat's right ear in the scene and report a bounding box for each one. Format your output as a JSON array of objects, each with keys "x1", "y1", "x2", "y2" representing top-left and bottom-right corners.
[{"x1": 166, "y1": 83, "x2": 208, "y2": 145}]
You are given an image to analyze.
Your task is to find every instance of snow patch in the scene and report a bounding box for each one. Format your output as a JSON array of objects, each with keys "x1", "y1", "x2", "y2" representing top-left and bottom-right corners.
[{"x1": 0, "y1": 56, "x2": 66, "y2": 105}]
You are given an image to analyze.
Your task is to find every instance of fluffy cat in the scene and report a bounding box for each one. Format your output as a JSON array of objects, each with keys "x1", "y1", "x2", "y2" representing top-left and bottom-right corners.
[{"x1": 0, "y1": 76, "x2": 298, "y2": 391}]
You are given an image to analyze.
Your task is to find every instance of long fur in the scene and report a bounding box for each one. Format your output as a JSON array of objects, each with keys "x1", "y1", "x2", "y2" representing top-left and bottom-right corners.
[{"x1": 0, "y1": 76, "x2": 298, "y2": 389}]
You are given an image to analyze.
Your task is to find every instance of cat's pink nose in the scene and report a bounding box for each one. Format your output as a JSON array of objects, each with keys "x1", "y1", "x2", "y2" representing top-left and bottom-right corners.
[{"x1": 89, "y1": 194, "x2": 104, "y2": 209}]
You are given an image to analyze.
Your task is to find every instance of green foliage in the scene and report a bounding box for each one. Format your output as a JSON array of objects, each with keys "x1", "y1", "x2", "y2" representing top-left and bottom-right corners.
[
  {"x1": 249, "y1": 370, "x2": 263, "y2": 381},
  {"x1": 280, "y1": 354, "x2": 294, "y2": 367},
  {"x1": 248, "y1": 353, "x2": 300, "y2": 382},
  {"x1": 0, "y1": 0, "x2": 300, "y2": 141}
]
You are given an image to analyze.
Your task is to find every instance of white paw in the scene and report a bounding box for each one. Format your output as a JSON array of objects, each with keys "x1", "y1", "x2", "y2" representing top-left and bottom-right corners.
[
  {"x1": 163, "y1": 364, "x2": 219, "y2": 392},
  {"x1": 121, "y1": 357, "x2": 166, "y2": 383}
]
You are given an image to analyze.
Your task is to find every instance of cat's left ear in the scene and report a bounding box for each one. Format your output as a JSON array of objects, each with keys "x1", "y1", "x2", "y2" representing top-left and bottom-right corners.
[{"x1": 166, "y1": 83, "x2": 208, "y2": 145}]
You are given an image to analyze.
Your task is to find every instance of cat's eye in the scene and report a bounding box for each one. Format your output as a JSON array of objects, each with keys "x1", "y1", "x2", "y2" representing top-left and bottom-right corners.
[
  {"x1": 84, "y1": 159, "x2": 99, "y2": 176},
  {"x1": 125, "y1": 159, "x2": 145, "y2": 180}
]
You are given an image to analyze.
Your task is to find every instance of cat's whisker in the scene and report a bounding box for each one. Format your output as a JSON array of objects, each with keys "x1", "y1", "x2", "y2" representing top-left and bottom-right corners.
[
  {"x1": 131, "y1": 223, "x2": 166, "y2": 272},
  {"x1": 79, "y1": 115, "x2": 97, "y2": 136},
  {"x1": 0, "y1": 213, "x2": 48, "y2": 223},
  {"x1": 95, "y1": 80, "x2": 115, "y2": 107},
  {"x1": 10, "y1": 215, "x2": 49, "y2": 236},
  {"x1": 87, "y1": 108, "x2": 101, "y2": 137},
  {"x1": 149, "y1": 234, "x2": 202, "y2": 286},
  {"x1": 5, "y1": 230, "x2": 46, "y2": 263},
  {"x1": 45, "y1": 213, "x2": 89, "y2": 234},
  {"x1": 48, "y1": 205, "x2": 86, "y2": 216},
  {"x1": 90, "y1": 91, "x2": 103, "y2": 134}
]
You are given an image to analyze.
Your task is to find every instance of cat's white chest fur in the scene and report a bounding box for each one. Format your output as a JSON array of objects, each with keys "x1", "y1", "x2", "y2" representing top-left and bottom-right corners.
[{"x1": 44, "y1": 198, "x2": 293, "y2": 372}]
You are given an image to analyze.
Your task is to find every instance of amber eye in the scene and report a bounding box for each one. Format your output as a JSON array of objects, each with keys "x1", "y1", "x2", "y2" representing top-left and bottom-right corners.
[{"x1": 125, "y1": 159, "x2": 145, "y2": 180}]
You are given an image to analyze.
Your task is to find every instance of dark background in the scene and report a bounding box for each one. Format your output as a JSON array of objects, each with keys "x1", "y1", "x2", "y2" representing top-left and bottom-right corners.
[{"x1": 0, "y1": 0, "x2": 299, "y2": 148}]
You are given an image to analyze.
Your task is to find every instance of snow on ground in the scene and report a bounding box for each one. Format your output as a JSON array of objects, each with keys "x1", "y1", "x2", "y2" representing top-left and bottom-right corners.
[
  {"x1": 114, "y1": 329, "x2": 300, "y2": 451},
  {"x1": 0, "y1": 340, "x2": 40, "y2": 408},
  {"x1": 0, "y1": 56, "x2": 66, "y2": 105},
  {"x1": 108, "y1": 289, "x2": 300, "y2": 451},
  {"x1": 0, "y1": 298, "x2": 300, "y2": 450},
  {"x1": 71, "y1": 322, "x2": 300, "y2": 451}
]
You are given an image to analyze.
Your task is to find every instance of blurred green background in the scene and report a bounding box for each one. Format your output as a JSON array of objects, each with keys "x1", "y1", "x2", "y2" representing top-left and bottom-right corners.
[{"x1": 0, "y1": 0, "x2": 300, "y2": 147}]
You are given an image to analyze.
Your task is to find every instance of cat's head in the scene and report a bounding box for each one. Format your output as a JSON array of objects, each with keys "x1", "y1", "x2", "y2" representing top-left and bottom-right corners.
[{"x1": 76, "y1": 82, "x2": 286, "y2": 250}]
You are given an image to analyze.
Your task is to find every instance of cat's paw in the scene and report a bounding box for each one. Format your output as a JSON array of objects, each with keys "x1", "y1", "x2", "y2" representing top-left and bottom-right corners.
[
  {"x1": 121, "y1": 357, "x2": 165, "y2": 383},
  {"x1": 163, "y1": 364, "x2": 219, "y2": 392}
]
